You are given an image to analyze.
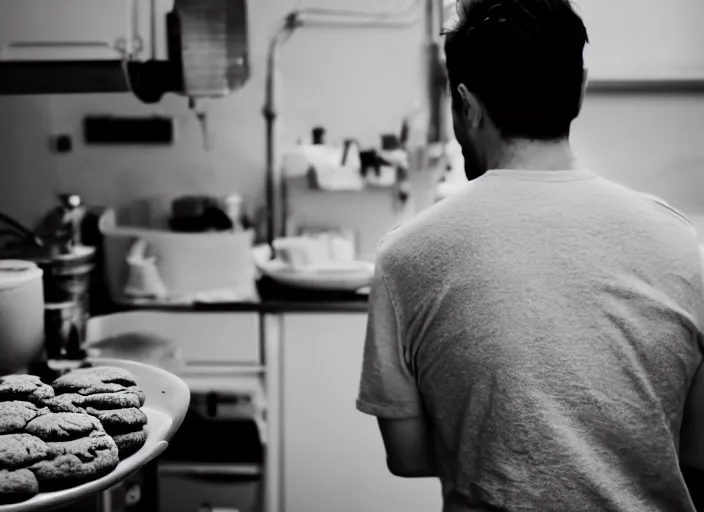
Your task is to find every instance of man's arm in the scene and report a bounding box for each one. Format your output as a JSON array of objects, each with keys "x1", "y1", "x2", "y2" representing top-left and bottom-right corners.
[
  {"x1": 356, "y1": 264, "x2": 437, "y2": 478},
  {"x1": 681, "y1": 246, "x2": 704, "y2": 508},
  {"x1": 377, "y1": 417, "x2": 437, "y2": 477},
  {"x1": 680, "y1": 359, "x2": 704, "y2": 509}
]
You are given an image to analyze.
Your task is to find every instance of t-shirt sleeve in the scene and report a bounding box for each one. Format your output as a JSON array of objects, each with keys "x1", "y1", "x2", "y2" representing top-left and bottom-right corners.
[{"x1": 356, "y1": 266, "x2": 423, "y2": 419}]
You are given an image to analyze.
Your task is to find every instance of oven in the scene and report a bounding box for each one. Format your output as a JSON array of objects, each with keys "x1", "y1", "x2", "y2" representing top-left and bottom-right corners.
[{"x1": 157, "y1": 370, "x2": 265, "y2": 512}]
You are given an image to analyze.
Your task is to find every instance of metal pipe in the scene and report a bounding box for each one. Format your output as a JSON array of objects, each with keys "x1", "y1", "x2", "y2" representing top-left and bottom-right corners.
[
  {"x1": 262, "y1": 7, "x2": 426, "y2": 249},
  {"x1": 298, "y1": 0, "x2": 420, "y2": 20},
  {"x1": 300, "y1": 17, "x2": 421, "y2": 29},
  {"x1": 263, "y1": 26, "x2": 288, "y2": 250},
  {"x1": 150, "y1": 0, "x2": 157, "y2": 60}
]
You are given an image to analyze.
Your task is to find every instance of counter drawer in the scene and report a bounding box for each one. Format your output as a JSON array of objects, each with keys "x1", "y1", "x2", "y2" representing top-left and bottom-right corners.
[
  {"x1": 86, "y1": 311, "x2": 260, "y2": 364},
  {"x1": 159, "y1": 472, "x2": 261, "y2": 512}
]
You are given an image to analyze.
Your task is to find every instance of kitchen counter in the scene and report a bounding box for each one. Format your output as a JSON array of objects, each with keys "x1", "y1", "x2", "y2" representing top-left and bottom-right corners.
[
  {"x1": 110, "y1": 278, "x2": 370, "y2": 314},
  {"x1": 195, "y1": 298, "x2": 368, "y2": 313},
  {"x1": 93, "y1": 280, "x2": 404, "y2": 512}
]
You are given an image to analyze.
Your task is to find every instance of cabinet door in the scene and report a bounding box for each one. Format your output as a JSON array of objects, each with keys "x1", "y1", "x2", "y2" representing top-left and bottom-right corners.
[
  {"x1": 282, "y1": 313, "x2": 442, "y2": 512},
  {"x1": 0, "y1": 0, "x2": 146, "y2": 61}
]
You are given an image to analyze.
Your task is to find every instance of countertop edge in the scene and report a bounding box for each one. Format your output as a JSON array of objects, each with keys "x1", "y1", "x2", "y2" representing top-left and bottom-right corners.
[{"x1": 111, "y1": 300, "x2": 369, "y2": 314}]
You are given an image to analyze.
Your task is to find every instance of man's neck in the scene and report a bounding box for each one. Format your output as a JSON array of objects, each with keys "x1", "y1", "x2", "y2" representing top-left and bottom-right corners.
[{"x1": 492, "y1": 138, "x2": 581, "y2": 171}]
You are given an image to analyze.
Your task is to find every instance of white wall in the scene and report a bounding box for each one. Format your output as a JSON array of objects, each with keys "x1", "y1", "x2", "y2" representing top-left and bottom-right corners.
[
  {"x1": 0, "y1": 0, "x2": 426, "y2": 226},
  {"x1": 572, "y1": 93, "x2": 704, "y2": 234},
  {"x1": 1, "y1": 0, "x2": 704, "y2": 241}
]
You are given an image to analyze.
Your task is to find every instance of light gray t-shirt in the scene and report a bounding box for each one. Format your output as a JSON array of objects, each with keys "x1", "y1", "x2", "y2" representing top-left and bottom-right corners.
[{"x1": 357, "y1": 169, "x2": 704, "y2": 512}]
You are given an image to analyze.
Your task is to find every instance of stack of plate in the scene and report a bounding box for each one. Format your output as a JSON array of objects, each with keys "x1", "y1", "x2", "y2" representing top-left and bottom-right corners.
[{"x1": 253, "y1": 240, "x2": 374, "y2": 292}]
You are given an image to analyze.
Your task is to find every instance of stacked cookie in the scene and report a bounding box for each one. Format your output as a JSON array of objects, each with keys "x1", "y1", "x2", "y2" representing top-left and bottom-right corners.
[
  {"x1": 0, "y1": 378, "x2": 53, "y2": 505},
  {"x1": 23, "y1": 412, "x2": 119, "y2": 491},
  {"x1": 0, "y1": 374, "x2": 119, "y2": 503},
  {"x1": 0, "y1": 376, "x2": 53, "y2": 504},
  {"x1": 47, "y1": 367, "x2": 148, "y2": 459},
  {"x1": 0, "y1": 432, "x2": 48, "y2": 504},
  {"x1": 0, "y1": 367, "x2": 148, "y2": 505}
]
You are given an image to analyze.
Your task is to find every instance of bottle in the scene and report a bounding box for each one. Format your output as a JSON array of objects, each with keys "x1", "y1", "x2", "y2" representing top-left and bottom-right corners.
[{"x1": 223, "y1": 194, "x2": 245, "y2": 232}]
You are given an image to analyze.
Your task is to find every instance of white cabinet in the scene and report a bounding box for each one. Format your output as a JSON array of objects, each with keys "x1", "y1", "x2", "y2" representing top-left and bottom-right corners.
[
  {"x1": 86, "y1": 311, "x2": 261, "y2": 365},
  {"x1": 0, "y1": 0, "x2": 173, "y2": 61},
  {"x1": 282, "y1": 313, "x2": 442, "y2": 512}
]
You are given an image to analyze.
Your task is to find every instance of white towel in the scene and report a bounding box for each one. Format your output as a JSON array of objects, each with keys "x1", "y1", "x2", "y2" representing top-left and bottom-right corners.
[{"x1": 123, "y1": 239, "x2": 169, "y2": 300}]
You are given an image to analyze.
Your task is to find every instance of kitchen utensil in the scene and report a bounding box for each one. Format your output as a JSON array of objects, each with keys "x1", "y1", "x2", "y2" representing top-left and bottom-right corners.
[
  {"x1": 0, "y1": 260, "x2": 44, "y2": 374},
  {"x1": 4, "y1": 193, "x2": 87, "y2": 255},
  {"x1": 37, "y1": 245, "x2": 95, "y2": 306},
  {"x1": 0, "y1": 358, "x2": 191, "y2": 512},
  {"x1": 0, "y1": 212, "x2": 44, "y2": 248},
  {"x1": 223, "y1": 194, "x2": 245, "y2": 231},
  {"x1": 312, "y1": 126, "x2": 326, "y2": 145},
  {"x1": 43, "y1": 301, "x2": 84, "y2": 361}
]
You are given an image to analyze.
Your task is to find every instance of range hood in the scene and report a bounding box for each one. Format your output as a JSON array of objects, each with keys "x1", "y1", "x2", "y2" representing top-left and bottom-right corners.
[{"x1": 0, "y1": 0, "x2": 250, "y2": 103}]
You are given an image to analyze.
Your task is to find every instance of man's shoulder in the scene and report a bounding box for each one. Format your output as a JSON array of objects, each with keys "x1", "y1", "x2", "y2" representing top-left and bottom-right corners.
[
  {"x1": 638, "y1": 191, "x2": 696, "y2": 231},
  {"x1": 376, "y1": 198, "x2": 455, "y2": 267},
  {"x1": 597, "y1": 176, "x2": 695, "y2": 230}
]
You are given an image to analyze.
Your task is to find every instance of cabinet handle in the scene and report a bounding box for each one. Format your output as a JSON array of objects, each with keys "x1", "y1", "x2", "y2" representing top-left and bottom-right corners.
[{"x1": 159, "y1": 463, "x2": 262, "y2": 478}]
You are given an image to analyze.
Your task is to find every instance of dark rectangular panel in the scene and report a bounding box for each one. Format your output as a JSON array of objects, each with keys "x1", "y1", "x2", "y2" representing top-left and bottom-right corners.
[
  {"x1": 83, "y1": 115, "x2": 175, "y2": 145},
  {"x1": 0, "y1": 60, "x2": 128, "y2": 94}
]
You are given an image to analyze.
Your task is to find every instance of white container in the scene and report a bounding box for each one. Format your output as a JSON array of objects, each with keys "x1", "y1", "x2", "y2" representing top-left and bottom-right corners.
[
  {"x1": 0, "y1": 260, "x2": 44, "y2": 374},
  {"x1": 99, "y1": 209, "x2": 258, "y2": 304},
  {"x1": 223, "y1": 194, "x2": 244, "y2": 231}
]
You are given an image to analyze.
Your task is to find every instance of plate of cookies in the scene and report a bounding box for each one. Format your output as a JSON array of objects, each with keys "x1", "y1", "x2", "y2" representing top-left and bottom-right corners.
[{"x1": 0, "y1": 358, "x2": 190, "y2": 511}]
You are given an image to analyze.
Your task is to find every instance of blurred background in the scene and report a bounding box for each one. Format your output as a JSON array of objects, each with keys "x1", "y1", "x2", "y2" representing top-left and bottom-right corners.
[{"x1": 1, "y1": 1, "x2": 703, "y2": 511}]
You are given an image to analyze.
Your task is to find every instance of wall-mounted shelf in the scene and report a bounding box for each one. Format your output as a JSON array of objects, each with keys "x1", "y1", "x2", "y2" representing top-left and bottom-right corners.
[
  {"x1": 587, "y1": 79, "x2": 704, "y2": 94},
  {"x1": 0, "y1": 60, "x2": 180, "y2": 101}
]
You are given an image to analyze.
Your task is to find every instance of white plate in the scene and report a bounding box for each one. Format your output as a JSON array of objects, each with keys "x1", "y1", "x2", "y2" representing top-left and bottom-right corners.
[
  {"x1": 0, "y1": 358, "x2": 191, "y2": 512},
  {"x1": 258, "y1": 259, "x2": 374, "y2": 292}
]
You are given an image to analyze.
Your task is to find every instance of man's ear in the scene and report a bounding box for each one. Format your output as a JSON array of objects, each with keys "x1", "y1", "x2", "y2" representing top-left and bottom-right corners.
[
  {"x1": 578, "y1": 68, "x2": 589, "y2": 112},
  {"x1": 457, "y1": 84, "x2": 482, "y2": 129}
]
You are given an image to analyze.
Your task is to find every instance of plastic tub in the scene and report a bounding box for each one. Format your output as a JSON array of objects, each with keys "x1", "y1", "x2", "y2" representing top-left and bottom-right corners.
[{"x1": 99, "y1": 208, "x2": 257, "y2": 304}]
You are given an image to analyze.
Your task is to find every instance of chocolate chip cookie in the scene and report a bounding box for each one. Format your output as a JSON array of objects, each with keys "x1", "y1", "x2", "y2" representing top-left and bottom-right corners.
[
  {"x1": 0, "y1": 401, "x2": 49, "y2": 435},
  {"x1": 52, "y1": 367, "x2": 137, "y2": 396},
  {"x1": 0, "y1": 375, "x2": 54, "y2": 405},
  {"x1": 0, "y1": 468, "x2": 39, "y2": 504},
  {"x1": 80, "y1": 387, "x2": 145, "y2": 410},
  {"x1": 29, "y1": 432, "x2": 119, "y2": 491},
  {"x1": 25, "y1": 413, "x2": 104, "y2": 442},
  {"x1": 85, "y1": 407, "x2": 147, "y2": 435},
  {"x1": 0, "y1": 434, "x2": 49, "y2": 470},
  {"x1": 111, "y1": 428, "x2": 147, "y2": 459}
]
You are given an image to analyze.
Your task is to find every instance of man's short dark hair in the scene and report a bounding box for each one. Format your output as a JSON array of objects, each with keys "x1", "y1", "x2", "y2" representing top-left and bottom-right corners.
[{"x1": 444, "y1": 0, "x2": 589, "y2": 141}]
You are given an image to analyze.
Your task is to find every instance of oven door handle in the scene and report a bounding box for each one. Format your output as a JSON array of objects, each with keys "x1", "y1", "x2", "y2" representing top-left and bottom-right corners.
[{"x1": 158, "y1": 463, "x2": 262, "y2": 483}]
